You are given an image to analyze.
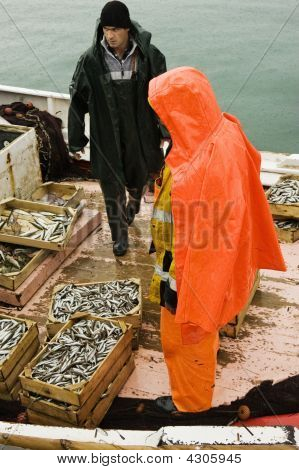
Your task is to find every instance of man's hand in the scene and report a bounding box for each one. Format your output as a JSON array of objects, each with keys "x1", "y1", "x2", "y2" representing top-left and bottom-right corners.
[{"x1": 69, "y1": 148, "x2": 85, "y2": 160}]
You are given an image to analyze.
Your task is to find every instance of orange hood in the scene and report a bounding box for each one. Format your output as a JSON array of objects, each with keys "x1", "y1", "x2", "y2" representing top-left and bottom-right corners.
[{"x1": 149, "y1": 67, "x2": 286, "y2": 332}]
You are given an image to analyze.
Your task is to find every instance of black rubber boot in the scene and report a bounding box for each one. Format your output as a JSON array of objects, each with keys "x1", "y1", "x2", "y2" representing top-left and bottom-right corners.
[
  {"x1": 113, "y1": 230, "x2": 128, "y2": 256},
  {"x1": 126, "y1": 198, "x2": 141, "y2": 226},
  {"x1": 155, "y1": 396, "x2": 177, "y2": 413}
]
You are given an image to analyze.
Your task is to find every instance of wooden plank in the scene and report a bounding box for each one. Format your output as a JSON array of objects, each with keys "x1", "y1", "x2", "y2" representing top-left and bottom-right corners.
[
  {"x1": 0, "y1": 247, "x2": 49, "y2": 290},
  {"x1": 0, "y1": 198, "x2": 78, "y2": 251},
  {"x1": 0, "y1": 314, "x2": 38, "y2": 380},
  {"x1": 220, "y1": 271, "x2": 260, "y2": 338},
  {"x1": 26, "y1": 409, "x2": 74, "y2": 428},
  {"x1": 0, "y1": 209, "x2": 101, "y2": 307},
  {"x1": 31, "y1": 182, "x2": 85, "y2": 209},
  {"x1": 86, "y1": 355, "x2": 135, "y2": 428},
  {"x1": 20, "y1": 317, "x2": 133, "y2": 407},
  {"x1": 0, "y1": 337, "x2": 39, "y2": 391},
  {"x1": 0, "y1": 379, "x2": 21, "y2": 401},
  {"x1": 46, "y1": 278, "x2": 142, "y2": 348},
  {"x1": 26, "y1": 355, "x2": 135, "y2": 428},
  {"x1": 20, "y1": 344, "x2": 132, "y2": 426},
  {"x1": 266, "y1": 175, "x2": 299, "y2": 219},
  {"x1": 274, "y1": 225, "x2": 299, "y2": 243}
]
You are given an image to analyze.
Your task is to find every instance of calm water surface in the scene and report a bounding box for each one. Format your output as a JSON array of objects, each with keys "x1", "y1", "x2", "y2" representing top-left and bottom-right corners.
[{"x1": 0, "y1": 0, "x2": 298, "y2": 153}]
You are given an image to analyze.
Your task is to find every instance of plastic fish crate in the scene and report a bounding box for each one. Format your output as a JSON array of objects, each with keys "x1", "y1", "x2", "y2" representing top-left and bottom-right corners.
[
  {"x1": 266, "y1": 175, "x2": 299, "y2": 220},
  {"x1": 19, "y1": 314, "x2": 133, "y2": 407},
  {"x1": 46, "y1": 278, "x2": 142, "y2": 349},
  {"x1": 0, "y1": 198, "x2": 78, "y2": 251}
]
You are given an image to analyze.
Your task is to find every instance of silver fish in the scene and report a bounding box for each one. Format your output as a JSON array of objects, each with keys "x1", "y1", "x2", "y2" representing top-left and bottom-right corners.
[{"x1": 52, "y1": 280, "x2": 139, "y2": 323}]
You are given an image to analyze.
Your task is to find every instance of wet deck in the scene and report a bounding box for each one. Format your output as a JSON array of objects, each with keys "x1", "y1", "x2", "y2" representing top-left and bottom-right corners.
[{"x1": 1, "y1": 181, "x2": 298, "y2": 407}]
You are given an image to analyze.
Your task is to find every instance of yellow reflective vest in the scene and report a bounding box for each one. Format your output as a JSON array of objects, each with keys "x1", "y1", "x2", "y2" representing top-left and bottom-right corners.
[{"x1": 149, "y1": 165, "x2": 176, "y2": 304}]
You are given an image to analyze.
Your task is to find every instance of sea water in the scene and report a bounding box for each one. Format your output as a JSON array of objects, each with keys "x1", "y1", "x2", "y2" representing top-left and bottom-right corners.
[{"x1": 0, "y1": 0, "x2": 298, "y2": 153}]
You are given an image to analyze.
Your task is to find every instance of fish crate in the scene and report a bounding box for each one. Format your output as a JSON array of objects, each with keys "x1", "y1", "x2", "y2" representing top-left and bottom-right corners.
[
  {"x1": 19, "y1": 315, "x2": 134, "y2": 408},
  {"x1": 266, "y1": 175, "x2": 299, "y2": 220},
  {"x1": 30, "y1": 182, "x2": 85, "y2": 209},
  {"x1": 46, "y1": 278, "x2": 142, "y2": 349},
  {"x1": 220, "y1": 271, "x2": 260, "y2": 338},
  {"x1": 20, "y1": 355, "x2": 135, "y2": 428},
  {"x1": 274, "y1": 218, "x2": 299, "y2": 243},
  {"x1": 0, "y1": 242, "x2": 49, "y2": 290},
  {"x1": 0, "y1": 124, "x2": 42, "y2": 201},
  {"x1": 0, "y1": 198, "x2": 78, "y2": 251},
  {"x1": 0, "y1": 314, "x2": 39, "y2": 400},
  {"x1": 0, "y1": 381, "x2": 21, "y2": 401}
]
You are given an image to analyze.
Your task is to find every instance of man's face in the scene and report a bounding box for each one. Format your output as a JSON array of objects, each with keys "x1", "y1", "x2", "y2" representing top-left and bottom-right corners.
[{"x1": 103, "y1": 26, "x2": 129, "y2": 50}]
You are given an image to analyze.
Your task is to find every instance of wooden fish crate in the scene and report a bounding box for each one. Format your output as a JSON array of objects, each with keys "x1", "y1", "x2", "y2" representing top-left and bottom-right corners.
[
  {"x1": 46, "y1": 278, "x2": 142, "y2": 349},
  {"x1": 0, "y1": 314, "x2": 39, "y2": 400},
  {"x1": 274, "y1": 219, "x2": 299, "y2": 244},
  {"x1": 21, "y1": 355, "x2": 135, "y2": 428},
  {"x1": 30, "y1": 182, "x2": 85, "y2": 209},
  {"x1": 220, "y1": 271, "x2": 260, "y2": 338},
  {"x1": 0, "y1": 198, "x2": 78, "y2": 251},
  {"x1": 266, "y1": 175, "x2": 299, "y2": 220},
  {"x1": 20, "y1": 315, "x2": 133, "y2": 408},
  {"x1": 0, "y1": 314, "x2": 39, "y2": 381},
  {"x1": 0, "y1": 244, "x2": 49, "y2": 290},
  {"x1": 0, "y1": 124, "x2": 42, "y2": 201},
  {"x1": 0, "y1": 381, "x2": 21, "y2": 401}
]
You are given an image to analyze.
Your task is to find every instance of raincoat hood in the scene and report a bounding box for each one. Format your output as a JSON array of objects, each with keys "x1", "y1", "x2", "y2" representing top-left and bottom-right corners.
[
  {"x1": 149, "y1": 67, "x2": 286, "y2": 332},
  {"x1": 93, "y1": 18, "x2": 152, "y2": 56},
  {"x1": 149, "y1": 67, "x2": 222, "y2": 163}
]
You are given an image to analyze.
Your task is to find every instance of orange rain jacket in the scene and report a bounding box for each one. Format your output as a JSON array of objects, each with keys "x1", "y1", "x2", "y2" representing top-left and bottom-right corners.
[{"x1": 148, "y1": 67, "x2": 286, "y2": 334}]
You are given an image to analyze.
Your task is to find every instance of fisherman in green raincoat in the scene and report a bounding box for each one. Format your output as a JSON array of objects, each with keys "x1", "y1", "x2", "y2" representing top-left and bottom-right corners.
[{"x1": 68, "y1": 1, "x2": 167, "y2": 256}]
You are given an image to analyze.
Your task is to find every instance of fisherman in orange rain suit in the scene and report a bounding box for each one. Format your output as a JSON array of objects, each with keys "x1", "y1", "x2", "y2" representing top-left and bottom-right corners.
[{"x1": 148, "y1": 67, "x2": 286, "y2": 413}]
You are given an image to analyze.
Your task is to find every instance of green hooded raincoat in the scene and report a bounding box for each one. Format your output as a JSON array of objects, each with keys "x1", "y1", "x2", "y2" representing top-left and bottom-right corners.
[{"x1": 68, "y1": 20, "x2": 166, "y2": 185}]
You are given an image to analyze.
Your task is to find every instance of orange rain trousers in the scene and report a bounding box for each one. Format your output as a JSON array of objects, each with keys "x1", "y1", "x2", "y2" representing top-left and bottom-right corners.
[{"x1": 161, "y1": 306, "x2": 219, "y2": 412}]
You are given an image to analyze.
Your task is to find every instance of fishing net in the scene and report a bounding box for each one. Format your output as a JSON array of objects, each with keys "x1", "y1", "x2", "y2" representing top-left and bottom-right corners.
[
  {"x1": 0, "y1": 374, "x2": 298, "y2": 429},
  {"x1": 0, "y1": 101, "x2": 91, "y2": 181}
]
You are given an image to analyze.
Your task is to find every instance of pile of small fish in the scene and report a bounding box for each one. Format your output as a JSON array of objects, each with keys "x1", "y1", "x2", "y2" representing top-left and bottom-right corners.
[
  {"x1": 0, "y1": 243, "x2": 37, "y2": 275},
  {"x1": 0, "y1": 208, "x2": 72, "y2": 242},
  {"x1": 0, "y1": 319, "x2": 27, "y2": 364},
  {"x1": 274, "y1": 219, "x2": 299, "y2": 231},
  {"x1": 52, "y1": 280, "x2": 139, "y2": 323},
  {"x1": 32, "y1": 319, "x2": 123, "y2": 387},
  {"x1": 267, "y1": 179, "x2": 299, "y2": 204}
]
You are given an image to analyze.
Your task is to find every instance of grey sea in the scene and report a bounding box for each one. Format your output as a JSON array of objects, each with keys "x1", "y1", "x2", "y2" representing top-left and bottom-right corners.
[{"x1": 0, "y1": 0, "x2": 298, "y2": 153}]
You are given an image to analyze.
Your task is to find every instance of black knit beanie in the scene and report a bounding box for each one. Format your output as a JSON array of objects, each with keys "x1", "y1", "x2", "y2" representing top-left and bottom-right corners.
[{"x1": 100, "y1": 1, "x2": 131, "y2": 28}]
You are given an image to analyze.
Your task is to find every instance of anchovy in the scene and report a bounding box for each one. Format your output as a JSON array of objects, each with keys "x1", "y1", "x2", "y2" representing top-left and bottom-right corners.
[
  {"x1": 35, "y1": 192, "x2": 66, "y2": 207},
  {"x1": 31, "y1": 319, "x2": 123, "y2": 387},
  {"x1": 52, "y1": 280, "x2": 139, "y2": 323},
  {"x1": 274, "y1": 219, "x2": 299, "y2": 231},
  {"x1": 0, "y1": 242, "x2": 38, "y2": 275},
  {"x1": 268, "y1": 179, "x2": 299, "y2": 205},
  {"x1": 0, "y1": 319, "x2": 27, "y2": 364},
  {"x1": 0, "y1": 208, "x2": 72, "y2": 242}
]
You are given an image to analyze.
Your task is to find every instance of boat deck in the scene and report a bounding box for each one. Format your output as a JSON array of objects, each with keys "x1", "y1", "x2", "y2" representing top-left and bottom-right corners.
[{"x1": 0, "y1": 181, "x2": 298, "y2": 411}]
